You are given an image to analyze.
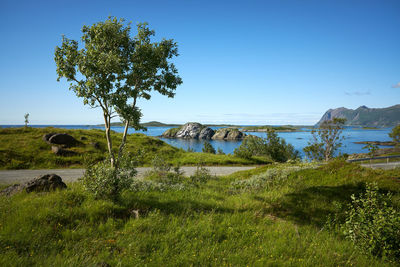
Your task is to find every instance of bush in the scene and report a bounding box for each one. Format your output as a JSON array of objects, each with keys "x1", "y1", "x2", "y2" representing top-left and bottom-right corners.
[
  {"x1": 190, "y1": 165, "x2": 213, "y2": 185},
  {"x1": 230, "y1": 164, "x2": 316, "y2": 191},
  {"x1": 82, "y1": 153, "x2": 137, "y2": 200},
  {"x1": 217, "y1": 148, "x2": 225, "y2": 155},
  {"x1": 145, "y1": 155, "x2": 184, "y2": 185},
  {"x1": 234, "y1": 131, "x2": 299, "y2": 162},
  {"x1": 342, "y1": 183, "x2": 400, "y2": 260},
  {"x1": 202, "y1": 141, "x2": 216, "y2": 154}
]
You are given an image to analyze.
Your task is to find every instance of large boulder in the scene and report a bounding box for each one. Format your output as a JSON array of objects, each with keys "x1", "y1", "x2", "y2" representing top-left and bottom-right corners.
[
  {"x1": 0, "y1": 174, "x2": 67, "y2": 196},
  {"x1": 48, "y1": 133, "x2": 77, "y2": 147},
  {"x1": 42, "y1": 133, "x2": 56, "y2": 143},
  {"x1": 212, "y1": 128, "x2": 245, "y2": 140},
  {"x1": 43, "y1": 133, "x2": 77, "y2": 147},
  {"x1": 199, "y1": 127, "x2": 215, "y2": 139},
  {"x1": 175, "y1": 123, "x2": 203, "y2": 139}
]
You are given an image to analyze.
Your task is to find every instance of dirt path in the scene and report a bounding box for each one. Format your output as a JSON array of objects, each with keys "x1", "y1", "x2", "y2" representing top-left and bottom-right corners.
[{"x1": 0, "y1": 166, "x2": 257, "y2": 185}]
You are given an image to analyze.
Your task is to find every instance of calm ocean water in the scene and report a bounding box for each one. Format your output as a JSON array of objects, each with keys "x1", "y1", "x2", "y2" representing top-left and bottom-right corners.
[{"x1": 1, "y1": 125, "x2": 393, "y2": 157}]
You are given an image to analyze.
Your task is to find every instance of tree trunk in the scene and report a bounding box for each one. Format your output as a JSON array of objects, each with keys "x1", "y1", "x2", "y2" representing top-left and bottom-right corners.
[
  {"x1": 116, "y1": 120, "x2": 130, "y2": 168},
  {"x1": 103, "y1": 113, "x2": 115, "y2": 167}
]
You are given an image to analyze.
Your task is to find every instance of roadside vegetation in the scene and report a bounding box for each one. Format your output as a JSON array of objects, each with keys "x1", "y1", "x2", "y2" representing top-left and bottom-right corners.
[
  {"x1": 1, "y1": 161, "x2": 399, "y2": 266},
  {"x1": 0, "y1": 127, "x2": 269, "y2": 170}
]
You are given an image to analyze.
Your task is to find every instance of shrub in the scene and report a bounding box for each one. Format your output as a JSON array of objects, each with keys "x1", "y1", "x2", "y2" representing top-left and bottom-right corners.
[
  {"x1": 304, "y1": 118, "x2": 346, "y2": 161},
  {"x1": 217, "y1": 148, "x2": 225, "y2": 155},
  {"x1": 145, "y1": 155, "x2": 184, "y2": 185},
  {"x1": 190, "y1": 165, "x2": 213, "y2": 185},
  {"x1": 230, "y1": 164, "x2": 316, "y2": 191},
  {"x1": 234, "y1": 131, "x2": 299, "y2": 162},
  {"x1": 82, "y1": 153, "x2": 137, "y2": 200},
  {"x1": 341, "y1": 183, "x2": 400, "y2": 260},
  {"x1": 202, "y1": 141, "x2": 216, "y2": 154},
  {"x1": 389, "y1": 124, "x2": 400, "y2": 145}
]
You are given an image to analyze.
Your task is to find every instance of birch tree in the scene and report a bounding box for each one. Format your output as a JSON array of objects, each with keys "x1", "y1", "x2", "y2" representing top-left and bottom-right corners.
[
  {"x1": 55, "y1": 17, "x2": 182, "y2": 168},
  {"x1": 304, "y1": 118, "x2": 346, "y2": 161}
]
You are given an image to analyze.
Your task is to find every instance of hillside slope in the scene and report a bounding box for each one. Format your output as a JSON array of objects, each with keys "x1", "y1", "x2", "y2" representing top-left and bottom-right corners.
[{"x1": 316, "y1": 104, "x2": 400, "y2": 127}]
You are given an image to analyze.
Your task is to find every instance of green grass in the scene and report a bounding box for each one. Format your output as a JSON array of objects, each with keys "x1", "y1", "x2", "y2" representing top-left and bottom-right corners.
[
  {"x1": 0, "y1": 127, "x2": 269, "y2": 169},
  {"x1": 1, "y1": 161, "x2": 399, "y2": 266}
]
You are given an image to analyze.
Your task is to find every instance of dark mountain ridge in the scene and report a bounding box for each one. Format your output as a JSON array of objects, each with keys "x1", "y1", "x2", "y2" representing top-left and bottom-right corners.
[{"x1": 316, "y1": 104, "x2": 400, "y2": 127}]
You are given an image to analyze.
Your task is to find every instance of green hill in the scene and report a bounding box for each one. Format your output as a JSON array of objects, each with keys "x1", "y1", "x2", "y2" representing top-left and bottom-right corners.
[{"x1": 0, "y1": 127, "x2": 268, "y2": 169}]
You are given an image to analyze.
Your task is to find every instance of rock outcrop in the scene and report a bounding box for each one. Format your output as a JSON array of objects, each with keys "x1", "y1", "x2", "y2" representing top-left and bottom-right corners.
[
  {"x1": 212, "y1": 128, "x2": 245, "y2": 140},
  {"x1": 161, "y1": 122, "x2": 244, "y2": 140},
  {"x1": 0, "y1": 174, "x2": 67, "y2": 196},
  {"x1": 176, "y1": 122, "x2": 203, "y2": 139},
  {"x1": 199, "y1": 127, "x2": 215, "y2": 139},
  {"x1": 43, "y1": 133, "x2": 78, "y2": 147}
]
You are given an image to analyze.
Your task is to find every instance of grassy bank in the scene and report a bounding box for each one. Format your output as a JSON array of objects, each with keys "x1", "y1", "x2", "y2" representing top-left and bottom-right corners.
[
  {"x1": 0, "y1": 161, "x2": 399, "y2": 266},
  {"x1": 0, "y1": 127, "x2": 269, "y2": 169}
]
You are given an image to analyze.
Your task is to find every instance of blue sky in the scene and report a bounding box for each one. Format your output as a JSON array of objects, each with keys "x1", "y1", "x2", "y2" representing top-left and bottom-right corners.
[{"x1": 0, "y1": 0, "x2": 399, "y2": 125}]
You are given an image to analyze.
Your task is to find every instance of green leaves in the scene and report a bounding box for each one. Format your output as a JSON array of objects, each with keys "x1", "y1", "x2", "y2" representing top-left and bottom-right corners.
[
  {"x1": 55, "y1": 16, "x2": 182, "y2": 121},
  {"x1": 55, "y1": 17, "x2": 182, "y2": 167},
  {"x1": 304, "y1": 118, "x2": 346, "y2": 161}
]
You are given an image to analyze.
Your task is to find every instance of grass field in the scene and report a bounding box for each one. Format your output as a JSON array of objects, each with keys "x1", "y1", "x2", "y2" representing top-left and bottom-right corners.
[
  {"x1": 0, "y1": 127, "x2": 269, "y2": 169},
  {"x1": 1, "y1": 161, "x2": 399, "y2": 266}
]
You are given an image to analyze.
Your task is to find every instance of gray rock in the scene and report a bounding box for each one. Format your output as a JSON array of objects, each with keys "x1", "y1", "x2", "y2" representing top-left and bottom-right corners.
[
  {"x1": 212, "y1": 128, "x2": 245, "y2": 140},
  {"x1": 199, "y1": 127, "x2": 215, "y2": 139},
  {"x1": 51, "y1": 146, "x2": 76, "y2": 156},
  {"x1": 1, "y1": 174, "x2": 67, "y2": 196},
  {"x1": 176, "y1": 122, "x2": 203, "y2": 139},
  {"x1": 48, "y1": 133, "x2": 77, "y2": 147},
  {"x1": 42, "y1": 133, "x2": 56, "y2": 142}
]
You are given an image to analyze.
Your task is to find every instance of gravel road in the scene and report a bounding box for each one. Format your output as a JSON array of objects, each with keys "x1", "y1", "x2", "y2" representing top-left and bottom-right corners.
[{"x1": 0, "y1": 166, "x2": 257, "y2": 185}]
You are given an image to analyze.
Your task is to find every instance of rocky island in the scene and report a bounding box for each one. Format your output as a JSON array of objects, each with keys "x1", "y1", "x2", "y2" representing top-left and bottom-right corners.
[{"x1": 161, "y1": 122, "x2": 245, "y2": 140}]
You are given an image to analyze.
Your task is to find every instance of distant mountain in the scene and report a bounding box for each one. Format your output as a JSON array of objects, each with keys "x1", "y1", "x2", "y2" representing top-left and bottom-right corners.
[{"x1": 316, "y1": 105, "x2": 400, "y2": 127}]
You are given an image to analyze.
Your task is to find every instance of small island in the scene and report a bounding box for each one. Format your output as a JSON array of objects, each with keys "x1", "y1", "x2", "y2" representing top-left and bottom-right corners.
[{"x1": 240, "y1": 125, "x2": 302, "y2": 132}]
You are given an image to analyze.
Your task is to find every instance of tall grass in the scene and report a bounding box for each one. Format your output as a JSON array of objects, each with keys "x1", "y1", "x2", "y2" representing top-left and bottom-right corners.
[{"x1": 1, "y1": 161, "x2": 399, "y2": 265}]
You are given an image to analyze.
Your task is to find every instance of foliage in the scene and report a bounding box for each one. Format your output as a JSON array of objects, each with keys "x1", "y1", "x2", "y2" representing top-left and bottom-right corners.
[
  {"x1": 189, "y1": 165, "x2": 213, "y2": 185},
  {"x1": 304, "y1": 118, "x2": 346, "y2": 161},
  {"x1": 341, "y1": 183, "x2": 400, "y2": 260},
  {"x1": 362, "y1": 143, "x2": 379, "y2": 158},
  {"x1": 82, "y1": 153, "x2": 138, "y2": 199},
  {"x1": 230, "y1": 163, "x2": 317, "y2": 191},
  {"x1": 217, "y1": 148, "x2": 225, "y2": 155},
  {"x1": 24, "y1": 113, "x2": 29, "y2": 127},
  {"x1": 202, "y1": 141, "x2": 216, "y2": 154},
  {"x1": 389, "y1": 124, "x2": 400, "y2": 145},
  {"x1": 55, "y1": 17, "x2": 182, "y2": 167},
  {"x1": 234, "y1": 131, "x2": 299, "y2": 162}
]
